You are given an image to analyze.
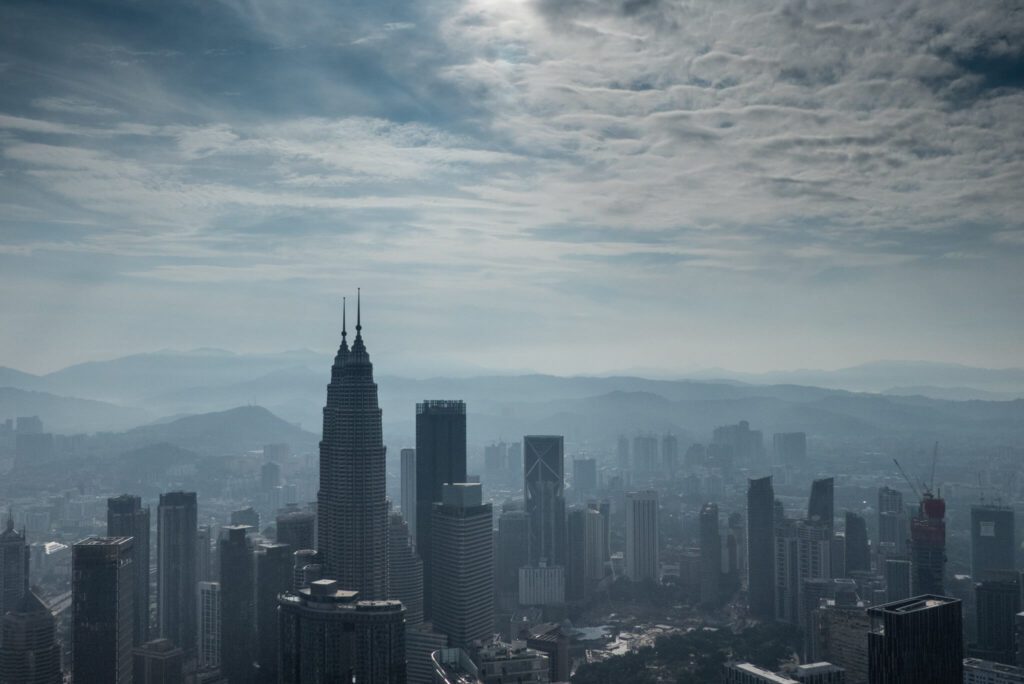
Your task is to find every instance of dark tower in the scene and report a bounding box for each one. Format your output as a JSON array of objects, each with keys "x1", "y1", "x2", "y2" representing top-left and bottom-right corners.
[
  {"x1": 256, "y1": 542, "x2": 293, "y2": 683},
  {"x1": 415, "y1": 399, "x2": 467, "y2": 619},
  {"x1": 845, "y1": 512, "x2": 870, "y2": 574},
  {"x1": 157, "y1": 491, "x2": 197, "y2": 654},
  {"x1": 220, "y1": 525, "x2": 254, "y2": 683},
  {"x1": 524, "y1": 435, "x2": 566, "y2": 566},
  {"x1": 0, "y1": 590, "x2": 62, "y2": 684},
  {"x1": 808, "y1": 477, "x2": 834, "y2": 532},
  {"x1": 747, "y1": 476, "x2": 775, "y2": 619},
  {"x1": 108, "y1": 494, "x2": 151, "y2": 646},
  {"x1": 0, "y1": 514, "x2": 28, "y2": 629},
  {"x1": 316, "y1": 293, "x2": 389, "y2": 599},
  {"x1": 72, "y1": 537, "x2": 134, "y2": 684},
  {"x1": 868, "y1": 595, "x2": 963, "y2": 684},
  {"x1": 971, "y1": 504, "x2": 1015, "y2": 582},
  {"x1": 700, "y1": 502, "x2": 722, "y2": 607},
  {"x1": 911, "y1": 495, "x2": 946, "y2": 596}
]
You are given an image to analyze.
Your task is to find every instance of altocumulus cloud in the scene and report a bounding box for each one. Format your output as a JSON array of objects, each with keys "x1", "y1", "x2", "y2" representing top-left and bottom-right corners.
[{"x1": 0, "y1": 0, "x2": 1022, "y2": 374}]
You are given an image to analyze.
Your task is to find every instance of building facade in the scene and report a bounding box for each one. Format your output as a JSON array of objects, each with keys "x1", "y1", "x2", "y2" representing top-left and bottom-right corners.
[
  {"x1": 108, "y1": 494, "x2": 151, "y2": 647},
  {"x1": 72, "y1": 537, "x2": 134, "y2": 684},
  {"x1": 157, "y1": 491, "x2": 197, "y2": 653}
]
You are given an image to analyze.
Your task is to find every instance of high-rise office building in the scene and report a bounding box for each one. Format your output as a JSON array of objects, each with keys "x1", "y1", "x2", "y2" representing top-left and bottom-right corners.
[
  {"x1": 616, "y1": 435, "x2": 630, "y2": 471},
  {"x1": 808, "y1": 478, "x2": 834, "y2": 532},
  {"x1": 432, "y1": 483, "x2": 493, "y2": 647},
  {"x1": 776, "y1": 520, "x2": 831, "y2": 626},
  {"x1": 964, "y1": 658, "x2": 1024, "y2": 684},
  {"x1": 197, "y1": 581, "x2": 221, "y2": 671},
  {"x1": 132, "y1": 638, "x2": 184, "y2": 684},
  {"x1": 496, "y1": 509, "x2": 530, "y2": 610},
  {"x1": 662, "y1": 433, "x2": 679, "y2": 474},
  {"x1": 388, "y1": 511, "x2": 424, "y2": 626},
  {"x1": 973, "y1": 575, "x2": 1021, "y2": 665},
  {"x1": 713, "y1": 420, "x2": 764, "y2": 462},
  {"x1": 276, "y1": 506, "x2": 315, "y2": 552},
  {"x1": 407, "y1": 622, "x2": 448, "y2": 684},
  {"x1": 566, "y1": 508, "x2": 587, "y2": 602},
  {"x1": 0, "y1": 590, "x2": 62, "y2": 684},
  {"x1": 230, "y1": 507, "x2": 260, "y2": 529},
  {"x1": 0, "y1": 515, "x2": 29, "y2": 631},
  {"x1": 72, "y1": 537, "x2": 134, "y2": 684},
  {"x1": 748, "y1": 476, "x2": 776, "y2": 619},
  {"x1": 911, "y1": 495, "x2": 946, "y2": 596},
  {"x1": 700, "y1": 502, "x2": 721, "y2": 607},
  {"x1": 632, "y1": 435, "x2": 658, "y2": 474},
  {"x1": 401, "y1": 448, "x2": 417, "y2": 544},
  {"x1": 157, "y1": 491, "x2": 197, "y2": 653},
  {"x1": 844, "y1": 513, "x2": 870, "y2": 575},
  {"x1": 884, "y1": 559, "x2": 911, "y2": 603},
  {"x1": 773, "y1": 432, "x2": 807, "y2": 465},
  {"x1": 524, "y1": 435, "x2": 566, "y2": 566},
  {"x1": 256, "y1": 542, "x2": 293, "y2": 683},
  {"x1": 197, "y1": 524, "x2": 214, "y2": 582},
  {"x1": 972, "y1": 505, "x2": 1015, "y2": 582},
  {"x1": 220, "y1": 525, "x2": 254, "y2": 683},
  {"x1": 108, "y1": 494, "x2": 151, "y2": 646},
  {"x1": 573, "y1": 458, "x2": 598, "y2": 496},
  {"x1": 317, "y1": 296, "x2": 389, "y2": 599},
  {"x1": 625, "y1": 490, "x2": 659, "y2": 582},
  {"x1": 867, "y1": 595, "x2": 963, "y2": 684},
  {"x1": 877, "y1": 488, "x2": 907, "y2": 556},
  {"x1": 415, "y1": 399, "x2": 467, "y2": 620},
  {"x1": 584, "y1": 507, "x2": 605, "y2": 588},
  {"x1": 278, "y1": 579, "x2": 405, "y2": 683},
  {"x1": 261, "y1": 460, "x2": 281, "y2": 492}
]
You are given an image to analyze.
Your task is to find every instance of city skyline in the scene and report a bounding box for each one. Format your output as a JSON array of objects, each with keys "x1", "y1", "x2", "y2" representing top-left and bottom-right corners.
[{"x1": 2, "y1": 1, "x2": 1023, "y2": 375}]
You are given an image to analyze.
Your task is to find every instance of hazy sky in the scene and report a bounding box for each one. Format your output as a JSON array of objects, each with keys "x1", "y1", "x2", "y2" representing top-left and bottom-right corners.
[{"x1": 1, "y1": 0, "x2": 1022, "y2": 376}]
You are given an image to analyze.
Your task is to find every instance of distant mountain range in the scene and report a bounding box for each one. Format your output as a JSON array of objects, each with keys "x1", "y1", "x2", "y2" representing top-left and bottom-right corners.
[{"x1": 1, "y1": 350, "x2": 1023, "y2": 446}]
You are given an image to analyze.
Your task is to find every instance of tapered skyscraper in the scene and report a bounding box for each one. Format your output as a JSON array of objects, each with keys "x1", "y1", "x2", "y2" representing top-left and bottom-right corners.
[{"x1": 317, "y1": 293, "x2": 389, "y2": 599}]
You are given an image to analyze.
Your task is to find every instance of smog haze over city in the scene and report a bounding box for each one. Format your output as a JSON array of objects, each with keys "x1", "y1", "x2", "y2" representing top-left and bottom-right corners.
[{"x1": 1, "y1": 2, "x2": 1023, "y2": 684}]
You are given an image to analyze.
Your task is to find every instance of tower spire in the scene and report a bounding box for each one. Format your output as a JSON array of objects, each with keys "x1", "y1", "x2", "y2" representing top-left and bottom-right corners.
[
  {"x1": 356, "y1": 287, "x2": 362, "y2": 336},
  {"x1": 342, "y1": 296, "x2": 347, "y2": 342}
]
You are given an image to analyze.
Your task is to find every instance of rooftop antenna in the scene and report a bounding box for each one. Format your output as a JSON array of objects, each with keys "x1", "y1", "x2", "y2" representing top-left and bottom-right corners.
[{"x1": 341, "y1": 296, "x2": 347, "y2": 341}]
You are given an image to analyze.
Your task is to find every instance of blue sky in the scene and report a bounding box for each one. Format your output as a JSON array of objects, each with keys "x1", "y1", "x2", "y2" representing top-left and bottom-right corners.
[{"x1": 1, "y1": 0, "x2": 1023, "y2": 375}]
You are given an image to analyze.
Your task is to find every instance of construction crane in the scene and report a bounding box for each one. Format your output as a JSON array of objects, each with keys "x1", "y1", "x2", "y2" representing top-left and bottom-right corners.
[{"x1": 893, "y1": 458, "x2": 921, "y2": 501}]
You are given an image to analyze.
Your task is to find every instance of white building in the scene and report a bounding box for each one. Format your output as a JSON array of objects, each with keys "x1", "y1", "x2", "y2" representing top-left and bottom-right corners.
[{"x1": 518, "y1": 564, "x2": 565, "y2": 606}]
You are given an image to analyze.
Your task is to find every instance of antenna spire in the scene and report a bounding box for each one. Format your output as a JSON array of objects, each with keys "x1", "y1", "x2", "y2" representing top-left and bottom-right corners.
[
  {"x1": 356, "y1": 288, "x2": 362, "y2": 336},
  {"x1": 341, "y1": 297, "x2": 347, "y2": 341}
]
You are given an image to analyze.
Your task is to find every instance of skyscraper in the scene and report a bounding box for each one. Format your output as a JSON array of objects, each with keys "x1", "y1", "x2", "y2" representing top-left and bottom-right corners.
[
  {"x1": 911, "y1": 494, "x2": 946, "y2": 596},
  {"x1": 662, "y1": 433, "x2": 679, "y2": 474},
  {"x1": 566, "y1": 508, "x2": 588, "y2": 602},
  {"x1": 72, "y1": 537, "x2": 134, "y2": 684},
  {"x1": 808, "y1": 478, "x2": 834, "y2": 532},
  {"x1": 884, "y1": 559, "x2": 911, "y2": 603},
  {"x1": 972, "y1": 505, "x2": 1015, "y2": 582},
  {"x1": 625, "y1": 490, "x2": 659, "y2": 582},
  {"x1": 278, "y1": 579, "x2": 406, "y2": 684},
  {"x1": 773, "y1": 432, "x2": 807, "y2": 465},
  {"x1": 416, "y1": 400, "x2": 467, "y2": 619},
  {"x1": 197, "y1": 581, "x2": 221, "y2": 671},
  {"x1": 877, "y1": 487, "x2": 907, "y2": 556},
  {"x1": 775, "y1": 520, "x2": 831, "y2": 626},
  {"x1": 132, "y1": 638, "x2": 184, "y2": 684},
  {"x1": 317, "y1": 294, "x2": 389, "y2": 599},
  {"x1": 219, "y1": 525, "x2": 254, "y2": 683},
  {"x1": 845, "y1": 512, "x2": 870, "y2": 575},
  {"x1": 401, "y1": 448, "x2": 417, "y2": 544},
  {"x1": 0, "y1": 515, "x2": 29, "y2": 630},
  {"x1": 431, "y1": 483, "x2": 493, "y2": 647},
  {"x1": 700, "y1": 502, "x2": 721, "y2": 607},
  {"x1": 748, "y1": 476, "x2": 776, "y2": 619},
  {"x1": 108, "y1": 494, "x2": 151, "y2": 646},
  {"x1": 157, "y1": 491, "x2": 197, "y2": 653},
  {"x1": 388, "y1": 511, "x2": 424, "y2": 626},
  {"x1": 868, "y1": 595, "x2": 963, "y2": 684},
  {"x1": 197, "y1": 524, "x2": 214, "y2": 582},
  {"x1": 276, "y1": 506, "x2": 315, "y2": 552},
  {"x1": 524, "y1": 435, "x2": 566, "y2": 566},
  {"x1": 0, "y1": 590, "x2": 62, "y2": 684},
  {"x1": 573, "y1": 458, "x2": 598, "y2": 496},
  {"x1": 973, "y1": 574, "x2": 1021, "y2": 665},
  {"x1": 256, "y1": 542, "x2": 293, "y2": 683},
  {"x1": 584, "y1": 506, "x2": 606, "y2": 589},
  {"x1": 496, "y1": 509, "x2": 530, "y2": 610}
]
